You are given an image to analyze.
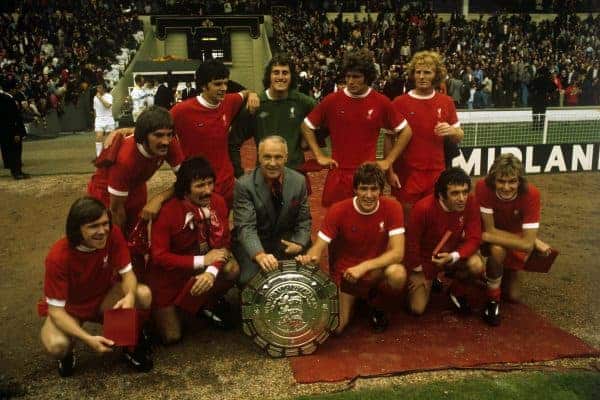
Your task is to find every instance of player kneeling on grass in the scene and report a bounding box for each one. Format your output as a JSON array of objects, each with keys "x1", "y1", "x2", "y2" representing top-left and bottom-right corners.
[
  {"x1": 39, "y1": 197, "x2": 153, "y2": 377},
  {"x1": 296, "y1": 163, "x2": 407, "y2": 334},
  {"x1": 405, "y1": 167, "x2": 483, "y2": 316},
  {"x1": 147, "y1": 157, "x2": 239, "y2": 344},
  {"x1": 476, "y1": 154, "x2": 552, "y2": 326}
]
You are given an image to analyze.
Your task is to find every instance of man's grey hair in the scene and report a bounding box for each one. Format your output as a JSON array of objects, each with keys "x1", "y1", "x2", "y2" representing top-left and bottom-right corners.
[{"x1": 258, "y1": 135, "x2": 288, "y2": 153}]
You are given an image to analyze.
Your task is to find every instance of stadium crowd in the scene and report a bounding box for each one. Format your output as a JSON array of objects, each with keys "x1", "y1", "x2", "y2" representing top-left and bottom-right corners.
[
  {"x1": 0, "y1": 0, "x2": 143, "y2": 122},
  {"x1": 271, "y1": 3, "x2": 600, "y2": 108}
]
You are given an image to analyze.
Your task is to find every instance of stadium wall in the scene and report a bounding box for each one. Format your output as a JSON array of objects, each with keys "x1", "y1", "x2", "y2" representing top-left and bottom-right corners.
[
  {"x1": 27, "y1": 90, "x2": 92, "y2": 137},
  {"x1": 229, "y1": 23, "x2": 272, "y2": 90}
]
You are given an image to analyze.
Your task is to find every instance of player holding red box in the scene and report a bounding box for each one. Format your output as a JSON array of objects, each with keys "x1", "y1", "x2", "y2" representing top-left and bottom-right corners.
[
  {"x1": 404, "y1": 168, "x2": 483, "y2": 316},
  {"x1": 477, "y1": 154, "x2": 554, "y2": 326},
  {"x1": 39, "y1": 197, "x2": 153, "y2": 377}
]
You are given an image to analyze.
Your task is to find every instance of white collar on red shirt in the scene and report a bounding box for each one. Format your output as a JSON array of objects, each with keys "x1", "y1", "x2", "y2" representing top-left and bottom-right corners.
[
  {"x1": 76, "y1": 244, "x2": 97, "y2": 252},
  {"x1": 353, "y1": 196, "x2": 380, "y2": 215},
  {"x1": 438, "y1": 198, "x2": 450, "y2": 212},
  {"x1": 343, "y1": 87, "x2": 372, "y2": 99},
  {"x1": 197, "y1": 94, "x2": 220, "y2": 109},
  {"x1": 495, "y1": 190, "x2": 518, "y2": 202},
  {"x1": 136, "y1": 143, "x2": 153, "y2": 159},
  {"x1": 408, "y1": 89, "x2": 436, "y2": 100}
]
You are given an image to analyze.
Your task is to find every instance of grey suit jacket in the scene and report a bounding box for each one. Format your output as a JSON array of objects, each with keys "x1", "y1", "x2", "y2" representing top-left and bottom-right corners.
[{"x1": 233, "y1": 167, "x2": 311, "y2": 258}]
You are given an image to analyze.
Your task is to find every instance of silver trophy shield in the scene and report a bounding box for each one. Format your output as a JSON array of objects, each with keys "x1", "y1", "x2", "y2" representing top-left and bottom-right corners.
[{"x1": 241, "y1": 260, "x2": 339, "y2": 357}]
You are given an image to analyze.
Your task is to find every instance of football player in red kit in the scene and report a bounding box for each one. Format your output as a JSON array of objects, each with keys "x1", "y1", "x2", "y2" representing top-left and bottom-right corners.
[
  {"x1": 405, "y1": 167, "x2": 483, "y2": 315},
  {"x1": 301, "y1": 49, "x2": 412, "y2": 207},
  {"x1": 386, "y1": 51, "x2": 463, "y2": 217},
  {"x1": 170, "y1": 59, "x2": 259, "y2": 209},
  {"x1": 148, "y1": 157, "x2": 239, "y2": 343},
  {"x1": 297, "y1": 164, "x2": 407, "y2": 333},
  {"x1": 39, "y1": 197, "x2": 153, "y2": 377},
  {"x1": 88, "y1": 106, "x2": 183, "y2": 235},
  {"x1": 477, "y1": 154, "x2": 551, "y2": 326}
]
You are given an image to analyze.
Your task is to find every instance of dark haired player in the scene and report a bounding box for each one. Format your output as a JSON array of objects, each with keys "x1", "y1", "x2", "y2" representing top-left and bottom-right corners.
[
  {"x1": 39, "y1": 197, "x2": 152, "y2": 376},
  {"x1": 297, "y1": 163, "x2": 406, "y2": 333},
  {"x1": 229, "y1": 53, "x2": 316, "y2": 177},
  {"x1": 148, "y1": 156, "x2": 238, "y2": 343},
  {"x1": 405, "y1": 167, "x2": 483, "y2": 316},
  {"x1": 170, "y1": 59, "x2": 259, "y2": 208},
  {"x1": 301, "y1": 49, "x2": 412, "y2": 207},
  {"x1": 87, "y1": 106, "x2": 183, "y2": 235}
]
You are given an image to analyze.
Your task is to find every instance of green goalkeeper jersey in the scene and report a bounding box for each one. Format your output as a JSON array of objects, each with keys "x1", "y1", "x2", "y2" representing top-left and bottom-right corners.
[{"x1": 230, "y1": 89, "x2": 316, "y2": 177}]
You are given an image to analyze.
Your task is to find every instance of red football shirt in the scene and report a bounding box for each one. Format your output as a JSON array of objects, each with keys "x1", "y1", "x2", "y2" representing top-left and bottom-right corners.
[
  {"x1": 150, "y1": 193, "x2": 230, "y2": 271},
  {"x1": 148, "y1": 193, "x2": 230, "y2": 306},
  {"x1": 171, "y1": 93, "x2": 244, "y2": 186},
  {"x1": 405, "y1": 193, "x2": 481, "y2": 278},
  {"x1": 392, "y1": 90, "x2": 459, "y2": 171},
  {"x1": 475, "y1": 180, "x2": 541, "y2": 234},
  {"x1": 89, "y1": 135, "x2": 183, "y2": 203},
  {"x1": 304, "y1": 88, "x2": 407, "y2": 169},
  {"x1": 44, "y1": 226, "x2": 132, "y2": 317},
  {"x1": 318, "y1": 196, "x2": 405, "y2": 273}
]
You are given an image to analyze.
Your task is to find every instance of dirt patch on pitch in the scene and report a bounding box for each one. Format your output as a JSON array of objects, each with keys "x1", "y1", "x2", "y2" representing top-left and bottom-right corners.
[{"x1": 1, "y1": 161, "x2": 599, "y2": 398}]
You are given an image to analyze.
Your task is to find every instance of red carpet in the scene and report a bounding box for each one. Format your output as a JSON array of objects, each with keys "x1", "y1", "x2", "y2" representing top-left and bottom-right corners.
[
  {"x1": 289, "y1": 291, "x2": 600, "y2": 383},
  {"x1": 240, "y1": 143, "x2": 600, "y2": 384}
]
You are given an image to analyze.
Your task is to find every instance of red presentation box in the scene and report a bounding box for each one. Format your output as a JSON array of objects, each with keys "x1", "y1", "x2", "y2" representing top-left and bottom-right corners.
[
  {"x1": 524, "y1": 248, "x2": 559, "y2": 273},
  {"x1": 103, "y1": 308, "x2": 140, "y2": 347},
  {"x1": 432, "y1": 230, "x2": 453, "y2": 256},
  {"x1": 174, "y1": 277, "x2": 208, "y2": 315}
]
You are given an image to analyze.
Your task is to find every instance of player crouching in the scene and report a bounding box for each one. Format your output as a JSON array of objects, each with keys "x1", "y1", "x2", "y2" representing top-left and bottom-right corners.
[
  {"x1": 477, "y1": 154, "x2": 553, "y2": 326},
  {"x1": 297, "y1": 164, "x2": 407, "y2": 334},
  {"x1": 147, "y1": 157, "x2": 239, "y2": 344},
  {"x1": 39, "y1": 197, "x2": 153, "y2": 377},
  {"x1": 405, "y1": 167, "x2": 484, "y2": 316}
]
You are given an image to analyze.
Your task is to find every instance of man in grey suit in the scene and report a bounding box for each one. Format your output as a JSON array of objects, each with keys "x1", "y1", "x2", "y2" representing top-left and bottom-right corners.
[{"x1": 233, "y1": 135, "x2": 311, "y2": 284}]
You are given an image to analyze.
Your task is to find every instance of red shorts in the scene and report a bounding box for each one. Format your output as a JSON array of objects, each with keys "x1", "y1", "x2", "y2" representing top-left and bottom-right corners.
[
  {"x1": 146, "y1": 266, "x2": 191, "y2": 309},
  {"x1": 147, "y1": 267, "x2": 233, "y2": 310},
  {"x1": 322, "y1": 168, "x2": 355, "y2": 208},
  {"x1": 37, "y1": 296, "x2": 104, "y2": 323},
  {"x1": 481, "y1": 243, "x2": 528, "y2": 271},
  {"x1": 216, "y1": 175, "x2": 234, "y2": 211},
  {"x1": 503, "y1": 249, "x2": 528, "y2": 270},
  {"x1": 391, "y1": 168, "x2": 442, "y2": 205}
]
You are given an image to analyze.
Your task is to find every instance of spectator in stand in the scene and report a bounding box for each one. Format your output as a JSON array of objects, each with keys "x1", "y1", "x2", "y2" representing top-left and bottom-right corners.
[
  {"x1": 565, "y1": 79, "x2": 581, "y2": 106},
  {"x1": 0, "y1": 1, "x2": 144, "y2": 118},
  {"x1": 270, "y1": 4, "x2": 599, "y2": 109},
  {"x1": 551, "y1": 70, "x2": 564, "y2": 107}
]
